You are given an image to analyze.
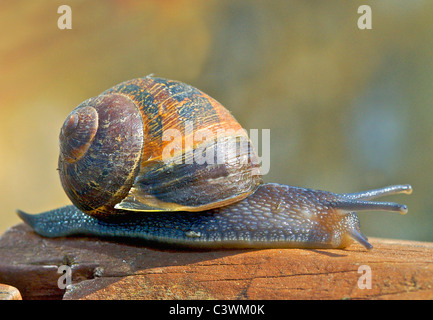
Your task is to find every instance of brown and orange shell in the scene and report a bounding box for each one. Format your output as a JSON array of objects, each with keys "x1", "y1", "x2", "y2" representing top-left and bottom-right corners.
[{"x1": 58, "y1": 76, "x2": 262, "y2": 217}]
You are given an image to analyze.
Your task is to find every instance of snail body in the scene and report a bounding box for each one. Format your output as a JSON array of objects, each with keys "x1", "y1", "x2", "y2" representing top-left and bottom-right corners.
[{"x1": 18, "y1": 76, "x2": 412, "y2": 250}]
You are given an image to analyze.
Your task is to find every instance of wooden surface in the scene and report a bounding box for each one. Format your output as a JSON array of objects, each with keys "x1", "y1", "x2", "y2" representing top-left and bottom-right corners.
[{"x1": 0, "y1": 223, "x2": 432, "y2": 300}]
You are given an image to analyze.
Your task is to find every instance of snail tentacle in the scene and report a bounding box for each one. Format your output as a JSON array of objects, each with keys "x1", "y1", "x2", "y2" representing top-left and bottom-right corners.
[
  {"x1": 333, "y1": 184, "x2": 412, "y2": 215},
  {"x1": 341, "y1": 184, "x2": 412, "y2": 201},
  {"x1": 333, "y1": 200, "x2": 408, "y2": 215},
  {"x1": 347, "y1": 228, "x2": 372, "y2": 250}
]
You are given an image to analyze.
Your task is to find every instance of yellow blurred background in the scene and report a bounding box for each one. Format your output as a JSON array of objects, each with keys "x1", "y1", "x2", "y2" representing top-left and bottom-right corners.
[{"x1": 1, "y1": 0, "x2": 432, "y2": 242}]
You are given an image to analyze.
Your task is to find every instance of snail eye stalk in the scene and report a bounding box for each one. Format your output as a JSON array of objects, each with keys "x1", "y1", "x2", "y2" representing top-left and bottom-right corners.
[
  {"x1": 341, "y1": 184, "x2": 412, "y2": 201},
  {"x1": 333, "y1": 185, "x2": 412, "y2": 215}
]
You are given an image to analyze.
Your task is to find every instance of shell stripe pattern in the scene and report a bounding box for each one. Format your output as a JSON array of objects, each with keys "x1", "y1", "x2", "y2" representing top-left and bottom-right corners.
[{"x1": 102, "y1": 77, "x2": 262, "y2": 212}]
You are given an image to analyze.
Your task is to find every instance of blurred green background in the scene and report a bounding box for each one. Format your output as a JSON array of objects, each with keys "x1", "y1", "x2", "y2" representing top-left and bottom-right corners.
[{"x1": 0, "y1": 0, "x2": 432, "y2": 242}]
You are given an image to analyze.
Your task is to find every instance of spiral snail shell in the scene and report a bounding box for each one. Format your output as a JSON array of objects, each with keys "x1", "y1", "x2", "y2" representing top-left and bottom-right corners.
[{"x1": 18, "y1": 76, "x2": 412, "y2": 250}]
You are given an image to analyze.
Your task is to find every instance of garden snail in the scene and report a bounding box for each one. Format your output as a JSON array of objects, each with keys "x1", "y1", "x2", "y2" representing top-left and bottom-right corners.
[{"x1": 18, "y1": 76, "x2": 412, "y2": 250}]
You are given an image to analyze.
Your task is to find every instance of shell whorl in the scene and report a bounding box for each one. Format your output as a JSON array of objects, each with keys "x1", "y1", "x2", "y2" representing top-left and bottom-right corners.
[
  {"x1": 58, "y1": 94, "x2": 144, "y2": 217},
  {"x1": 59, "y1": 106, "x2": 98, "y2": 163}
]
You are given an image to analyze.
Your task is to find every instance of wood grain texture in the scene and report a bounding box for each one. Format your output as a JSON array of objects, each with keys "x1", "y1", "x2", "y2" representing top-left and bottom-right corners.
[{"x1": 0, "y1": 223, "x2": 432, "y2": 300}]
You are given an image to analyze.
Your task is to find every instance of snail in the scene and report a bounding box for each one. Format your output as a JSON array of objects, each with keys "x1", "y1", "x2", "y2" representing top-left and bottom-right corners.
[{"x1": 18, "y1": 76, "x2": 412, "y2": 250}]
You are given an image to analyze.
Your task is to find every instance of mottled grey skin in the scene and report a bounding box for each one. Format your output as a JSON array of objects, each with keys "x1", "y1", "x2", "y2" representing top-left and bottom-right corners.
[{"x1": 18, "y1": 183, "x2": 411, "y2": 250}]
